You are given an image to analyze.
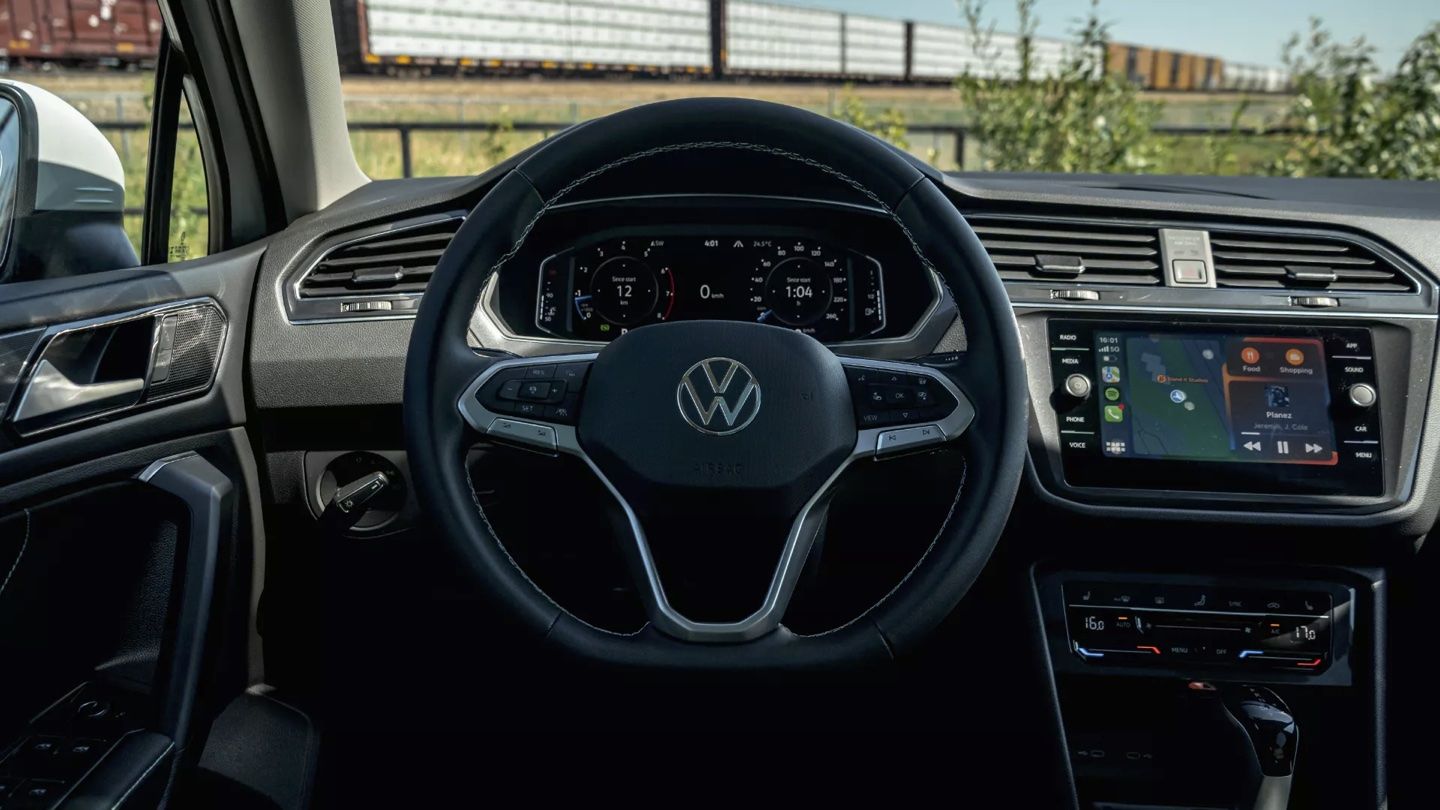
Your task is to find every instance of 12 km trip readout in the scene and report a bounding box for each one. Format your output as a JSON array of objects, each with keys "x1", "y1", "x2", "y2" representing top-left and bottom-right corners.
[{"x1": 535, "y1": 235, "x2": 885, "y2": 342}]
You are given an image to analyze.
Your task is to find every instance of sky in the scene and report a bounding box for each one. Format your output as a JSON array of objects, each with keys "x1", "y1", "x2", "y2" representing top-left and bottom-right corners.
[{"x1": 809, "y1": 0, "x2": 1436, "y2": 69}]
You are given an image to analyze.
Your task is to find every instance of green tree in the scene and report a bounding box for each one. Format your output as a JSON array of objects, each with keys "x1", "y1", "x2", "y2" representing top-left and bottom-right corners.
[
  {"x1": 1271, "y1": 20, "x2": 1440, "y2": 179},
  {"x1": 955, "y1": 0, "x2": 1162, "y2": 173},
  {"x1": 834, "y1": 85, "x2": 910, "y2": 150}
]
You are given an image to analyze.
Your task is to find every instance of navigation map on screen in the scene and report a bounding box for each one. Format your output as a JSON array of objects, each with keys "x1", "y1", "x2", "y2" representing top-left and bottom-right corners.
[{"x1": 1096, "y1": 331, "x2": 1338, "y2": 465}]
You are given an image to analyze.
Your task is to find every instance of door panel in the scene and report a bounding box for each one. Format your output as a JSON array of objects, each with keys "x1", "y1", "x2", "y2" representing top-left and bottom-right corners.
[
  {"x1": 0, "y1": 244, "x2": 264, "y2": 808},
  {"x1": 0, "y1": 242, "x2": 263, "y2": 486}
]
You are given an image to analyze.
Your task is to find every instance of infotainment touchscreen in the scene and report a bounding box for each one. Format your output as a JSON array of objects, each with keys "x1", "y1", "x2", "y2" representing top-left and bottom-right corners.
[
  {"x1": 1094, "y1": 331, "x2": 1337, "y2": 465},
  {"x1": 1046, "y1": 319, "x2": 1383, "y2": 497}
]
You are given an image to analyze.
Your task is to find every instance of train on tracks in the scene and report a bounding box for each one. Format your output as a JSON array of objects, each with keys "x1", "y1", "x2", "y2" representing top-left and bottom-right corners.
[{"x1": 0, "y1": 0, "x2": 1291, "y2": 92}]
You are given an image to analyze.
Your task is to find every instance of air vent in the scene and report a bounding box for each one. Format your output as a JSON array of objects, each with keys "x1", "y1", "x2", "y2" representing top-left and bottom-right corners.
[
  {"x1": 1210, "y1": 230, "x2": 1413, "y2": 293},
  {"x1": 968, "y1": 216, "x2": 1164, "y2": 285},
  {"x1": 298, "y1": 215, "x2": 464, "y2": 299}
]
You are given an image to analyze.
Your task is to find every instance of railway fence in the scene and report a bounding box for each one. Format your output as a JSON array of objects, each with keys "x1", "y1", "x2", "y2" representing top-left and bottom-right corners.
[{"x1": 98, "y1": 117, "x2": 1302, "y2": 181}]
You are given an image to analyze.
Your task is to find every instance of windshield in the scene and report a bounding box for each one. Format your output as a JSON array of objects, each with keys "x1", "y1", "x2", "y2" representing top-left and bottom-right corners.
[
  {"x1": 20, "y1": 0, "x2": 1440, "y2": 214},
  {"x1": 341, "y1": 0, "x2": 1440, "y2": 182}
]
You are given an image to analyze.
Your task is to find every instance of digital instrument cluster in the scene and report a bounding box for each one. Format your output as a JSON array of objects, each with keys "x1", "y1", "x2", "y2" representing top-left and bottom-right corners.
[{"x1": 535, "y1": 234, "x2": 886, "y2": 342}]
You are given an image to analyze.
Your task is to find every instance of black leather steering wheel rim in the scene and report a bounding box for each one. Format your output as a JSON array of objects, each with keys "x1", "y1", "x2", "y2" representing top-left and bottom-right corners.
[{"x1": 404, "y1": 98, "x2": 1028, "y2": 671}]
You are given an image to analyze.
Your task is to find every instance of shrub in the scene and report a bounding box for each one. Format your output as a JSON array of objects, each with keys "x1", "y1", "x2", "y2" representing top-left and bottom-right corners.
[
  {"x1": 955, "y1": 0, "x2": 1163, "y2": 173},
  {"x1": 834, "y1": 85, "x2": 910, "y2": 150},
  {"x1": 1271, "y1": 20, "x2": 1440, "y2": 179}
]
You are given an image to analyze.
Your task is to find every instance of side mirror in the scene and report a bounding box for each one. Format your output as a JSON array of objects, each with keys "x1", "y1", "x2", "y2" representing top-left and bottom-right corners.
[{"x1": 0, "y1": 79, "x2": 138, "y2": 284}]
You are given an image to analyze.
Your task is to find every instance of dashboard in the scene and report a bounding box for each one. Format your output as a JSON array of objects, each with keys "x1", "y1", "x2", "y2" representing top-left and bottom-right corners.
[{"x1": 258, "y1": 163, "x2": 1440, "y2": 530}]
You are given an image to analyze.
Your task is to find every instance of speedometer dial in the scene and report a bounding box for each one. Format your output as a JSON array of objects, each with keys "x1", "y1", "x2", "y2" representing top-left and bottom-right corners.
[{"x1": 762, "y1": 257, "x2": 834, "y2": 327}]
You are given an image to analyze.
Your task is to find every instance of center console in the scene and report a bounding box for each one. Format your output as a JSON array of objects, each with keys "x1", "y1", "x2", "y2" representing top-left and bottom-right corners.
[
  {"x1": 1033, "y1": 566, "x2": 1381, "y2": 810},
  {"x1": 993, "y1": 214, "x2": 1427, "y2": 809}
]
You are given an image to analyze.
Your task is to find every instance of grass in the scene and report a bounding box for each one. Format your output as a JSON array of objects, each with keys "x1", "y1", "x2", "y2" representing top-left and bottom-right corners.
[{"x1": 14, "y1": 71, "x2": 1294, "y2": 257}]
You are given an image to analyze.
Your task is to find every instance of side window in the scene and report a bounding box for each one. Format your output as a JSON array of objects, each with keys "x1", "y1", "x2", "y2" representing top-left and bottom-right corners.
[
  {"x1": 169, "y1": 95, "x2": 210, "y2": 262},
  {"x1": 80, "y1": 75, "x2": 208, "y2": 262},
  {"x1": 0, "y1": 4, "x2": 209, "y2": 282}
]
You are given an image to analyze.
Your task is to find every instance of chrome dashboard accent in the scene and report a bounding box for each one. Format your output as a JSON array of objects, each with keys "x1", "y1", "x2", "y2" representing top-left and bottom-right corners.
[
  {"x1": 1013, "y1": 301, "x2": 1437, "y2": 320},
  {"x1": 282, "y1": 211, "x2": 465, "y2": 325}
]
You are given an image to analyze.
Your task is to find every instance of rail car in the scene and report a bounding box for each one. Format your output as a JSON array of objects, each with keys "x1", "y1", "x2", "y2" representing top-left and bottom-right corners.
[
  {"x1": 0, "y1": 0, "x2": 162, "y2": 67},
  {"x1": 0, "y1": 0, "x2": 1290, "y2": 93}
]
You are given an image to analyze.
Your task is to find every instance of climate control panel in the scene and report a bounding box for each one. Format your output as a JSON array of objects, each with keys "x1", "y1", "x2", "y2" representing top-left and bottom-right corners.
[
  {"x1": 1064, "y1": 582, "x2": 1333, "y2": 672},
  {"x1": 1037, "y1": 571, "x2": 1357, "y2": 686}
]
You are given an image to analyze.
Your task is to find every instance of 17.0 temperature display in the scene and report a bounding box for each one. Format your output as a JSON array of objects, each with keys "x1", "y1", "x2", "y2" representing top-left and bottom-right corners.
[{"x1": 535, "y1": 234, "x2": 885, "y2": 342}]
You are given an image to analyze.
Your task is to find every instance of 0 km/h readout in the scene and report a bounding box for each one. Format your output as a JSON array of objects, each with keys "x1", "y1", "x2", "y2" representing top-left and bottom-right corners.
[{"x1": 535, "y1": 235, "x2": 885, "y2": 342}]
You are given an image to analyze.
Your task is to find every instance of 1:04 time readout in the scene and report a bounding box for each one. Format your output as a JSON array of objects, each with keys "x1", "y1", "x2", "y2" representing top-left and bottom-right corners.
[{"x1": 535, "y1": 235, "x2": 886, "y2": 342}]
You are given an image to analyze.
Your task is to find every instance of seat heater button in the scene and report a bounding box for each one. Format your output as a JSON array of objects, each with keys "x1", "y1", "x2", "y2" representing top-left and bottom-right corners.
[
  {"x1": 876, "y1": 424, "x2": 945, "y2": 457},
  {"x1": 488, "y1": 418, "x2": 558, "y2": 452}
]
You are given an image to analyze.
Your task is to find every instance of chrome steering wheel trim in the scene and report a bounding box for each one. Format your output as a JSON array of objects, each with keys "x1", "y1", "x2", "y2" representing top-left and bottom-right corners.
[{"x1": 458, "y1": 351, "x2": 975, "y2": 642}]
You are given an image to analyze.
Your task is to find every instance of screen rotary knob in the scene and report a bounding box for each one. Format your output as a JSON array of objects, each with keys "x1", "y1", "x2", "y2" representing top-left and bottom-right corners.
[
  {"x1": 1347, "y1": 383, "x2": 1377, "y2": 408},
  {"x1": 1063, "y1": 373, "x2": 1093, "y2": 401}
]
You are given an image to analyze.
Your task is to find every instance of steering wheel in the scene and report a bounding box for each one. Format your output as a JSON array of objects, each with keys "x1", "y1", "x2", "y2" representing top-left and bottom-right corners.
[{"x1": 405, "y1": 98, "x2": 1027, "y2": 670}]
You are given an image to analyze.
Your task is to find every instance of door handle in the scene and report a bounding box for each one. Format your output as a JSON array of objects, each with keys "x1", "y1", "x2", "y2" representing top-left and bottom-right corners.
[{"x1": 12, "y1": 358, "x2": 145, "y2": 428}]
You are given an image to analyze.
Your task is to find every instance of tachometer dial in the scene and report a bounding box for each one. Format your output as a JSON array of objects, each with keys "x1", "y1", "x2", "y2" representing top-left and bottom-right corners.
[{"x1": 762, "y1": 257, "x2": 834, "y2": 327}]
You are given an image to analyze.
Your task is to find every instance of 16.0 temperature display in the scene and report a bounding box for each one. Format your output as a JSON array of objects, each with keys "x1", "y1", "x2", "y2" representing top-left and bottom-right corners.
[{"x1": 535, "y1": 234, "x2": 885, "y2": 342}]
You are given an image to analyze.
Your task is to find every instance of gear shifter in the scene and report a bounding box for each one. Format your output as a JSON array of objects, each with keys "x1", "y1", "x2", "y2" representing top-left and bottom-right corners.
[{"x1": 1220, "y1": 685, "x2": 1298, "y2": 810}]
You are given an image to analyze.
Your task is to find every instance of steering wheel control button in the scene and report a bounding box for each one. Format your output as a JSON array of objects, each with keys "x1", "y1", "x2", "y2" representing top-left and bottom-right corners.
[
  {"x1": 847, "y1": 366, "x2": 958, "y2": 427},
  {"x1": 876, "y1": 424, "x2": 945, "y2": 457},
  {"x1": 518, "y1": 380, "x2": 551, "y2": 400},
  {"x1": 1347, "y1": 383, "x2": 1377, "y2": 408},
  {"x1": 523, "y1": 365, "x2": 556, "y2": 379},
  {"x1": 487, "y1": 418, "x2": 558, "y2": 453},
  {"x1": 543, "y1": 397, "x2": 580, "y2": 424},
  {"x1": 555, "y1": 362, "x2": 590, "y2": 388},
  {"x1": 1063, "y1": 373, "x2": 1093, "y2": 400}
]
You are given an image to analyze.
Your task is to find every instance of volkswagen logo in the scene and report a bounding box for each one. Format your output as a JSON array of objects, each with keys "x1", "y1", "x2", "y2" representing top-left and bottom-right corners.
[{"x1": 676, "y1": 357, "x2": 762, "y2": 435}]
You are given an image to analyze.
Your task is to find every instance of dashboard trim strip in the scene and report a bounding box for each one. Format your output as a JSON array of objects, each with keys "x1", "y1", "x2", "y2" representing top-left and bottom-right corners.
[{"x1": 1015, "y1": 302, "x2": 1438, "y2": 320}]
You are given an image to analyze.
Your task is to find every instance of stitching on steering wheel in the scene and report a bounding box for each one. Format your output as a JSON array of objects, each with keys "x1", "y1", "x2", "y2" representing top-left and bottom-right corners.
[{"x1": 465, "y1": 140, "x2": 968, "y2": 642}]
